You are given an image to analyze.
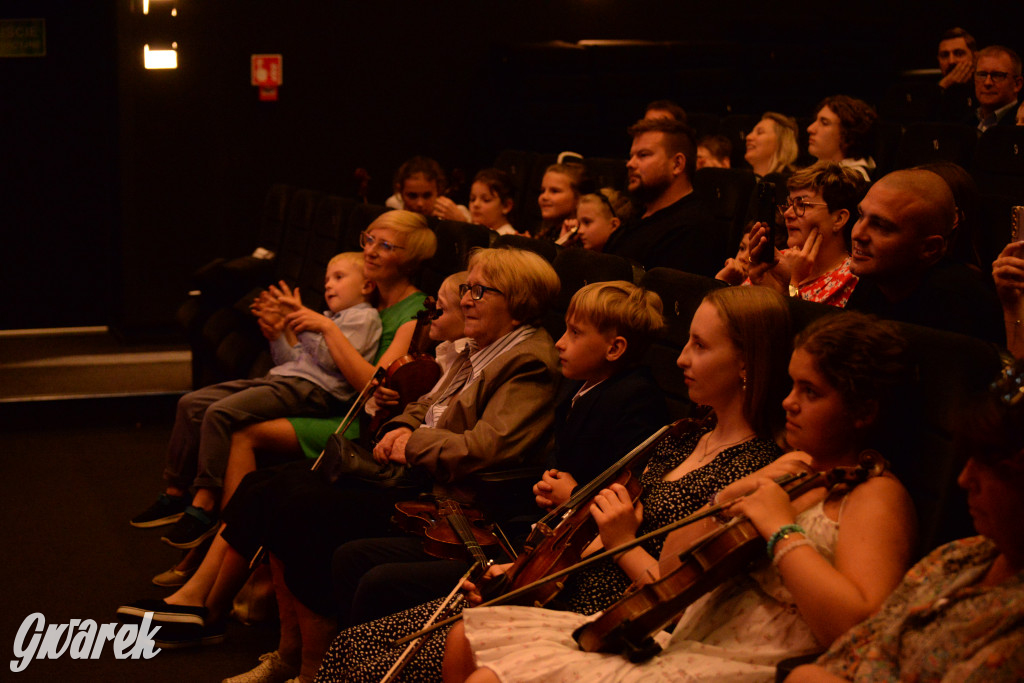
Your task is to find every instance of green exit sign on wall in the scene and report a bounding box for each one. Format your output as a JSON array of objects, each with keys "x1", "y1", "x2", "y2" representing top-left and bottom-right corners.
[{"x1": 0, "y1": 19, "x2": 46, "y2": 57}]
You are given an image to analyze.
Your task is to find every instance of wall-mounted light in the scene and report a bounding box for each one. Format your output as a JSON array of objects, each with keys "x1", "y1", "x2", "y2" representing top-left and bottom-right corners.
[
  {"x1": 144, "y1": 43, "x2": 177, "y2": 69},
  {"x1": 140, "y1": 0, "x2": 177, "y2": 15}
]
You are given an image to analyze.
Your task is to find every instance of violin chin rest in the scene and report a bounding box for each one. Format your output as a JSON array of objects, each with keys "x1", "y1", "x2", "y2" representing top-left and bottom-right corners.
[{"x1": 624, "y1": 637, "x2": 663, "y2": 663}]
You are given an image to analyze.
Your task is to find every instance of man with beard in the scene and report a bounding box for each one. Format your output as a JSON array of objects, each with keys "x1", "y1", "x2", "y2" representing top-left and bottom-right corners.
[{"x1": 605, "y1": 117, "x2": 723, "y2": 276}]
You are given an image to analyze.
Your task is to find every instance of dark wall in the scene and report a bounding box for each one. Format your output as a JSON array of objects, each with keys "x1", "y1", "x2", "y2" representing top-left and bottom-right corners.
[
  {"x1": 1, "y1": 1, "x2": 118, "y2": 329},
  {"x1": 3, "y1": 0, "x2": 1023, "y2": 336}
]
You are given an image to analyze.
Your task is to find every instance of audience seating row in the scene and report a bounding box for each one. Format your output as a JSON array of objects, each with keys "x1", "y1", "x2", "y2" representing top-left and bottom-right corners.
[
  {"x1": 496, "y1": 124, "x2": 1024, "y2": 268},
  {"x1": 637, "y1": 266, "x2": 1003, "y2": 559},
  {"x1": 180, "y1": 184, "x2": 1003, "y2": 564},
  {"x1": 180, "y1": 186, "x2": 641, "y2": 388}
]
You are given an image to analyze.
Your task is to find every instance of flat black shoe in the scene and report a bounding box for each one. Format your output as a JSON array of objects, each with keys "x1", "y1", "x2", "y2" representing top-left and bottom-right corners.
[
  {"x1": 161, "y1": 506, "x2": 218, "y2": 549},
  {"x1": 130, "y1": 493, "x2": 188, "y2": 528},
  {"x1": 116, "y1": 598, "x2": 206, "y2": 626}
]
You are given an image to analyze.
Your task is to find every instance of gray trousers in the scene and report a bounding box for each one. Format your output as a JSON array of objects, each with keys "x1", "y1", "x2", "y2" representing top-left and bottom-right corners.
[{"x1": 162, "y1": 375, "x2": 341, "y2": 492}]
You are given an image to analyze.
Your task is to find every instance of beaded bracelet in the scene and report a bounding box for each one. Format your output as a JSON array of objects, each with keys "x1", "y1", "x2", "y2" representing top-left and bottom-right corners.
[
  {"x1": 772, "y1": 539, "x2": 814, "y2": 567},
  {"x1": 766, "y1": 523, "x2": 806, "y2": 559}
]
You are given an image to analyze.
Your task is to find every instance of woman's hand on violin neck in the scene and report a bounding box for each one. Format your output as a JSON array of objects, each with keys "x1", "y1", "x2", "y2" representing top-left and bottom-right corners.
[
  {"x1": 725, "y1": 477, "x2": 797, "y2": 540},
  {"x1": 461, "y1": 563, "x2": 510, "y2": 606},
  {"x1": 716, "y1": 453, "x2": 814, "y2": 505},
  {"x1": 591, "y1": 483, "x2": 643, "y2": 550},
  {"x1": 373, "y1": 384, "x2": 401, "y2": 406}
]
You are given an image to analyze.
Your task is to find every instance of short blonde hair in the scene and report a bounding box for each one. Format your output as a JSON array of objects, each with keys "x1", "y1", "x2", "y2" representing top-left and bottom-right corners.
[
  {"x1": 328, "y1": 251, "x2": 365, "y2": 270},
  {"x1": 467, "y1": 248, "x2": 560, "y2": 324},
  {"x1": 577, "y1": 188, "x2": 634, "y2": 222},
  {"x1": 367, "y1": 210, "x2": 437, "y2": 272},
  {"x1": 438, "y1": 271, "x2": 468, "y2": 310},
  {"x1": 567, "y1": 281, "x2": 664, "y2": 365},
  {"x1": 704, "y1": 286, "x2": 791, "y2": 438}
]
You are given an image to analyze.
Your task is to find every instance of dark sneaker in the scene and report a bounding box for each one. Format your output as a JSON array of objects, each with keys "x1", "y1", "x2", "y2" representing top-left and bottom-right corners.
[
  {"x1": 153, "y1": 620, "x2": 226, "y2": 649},
  {"x1": 130, "y1": 493, "x2": 188, "y2": 528},
  {"x1": 161, "y1": 506, "x2": 218, "y2": 549},
  {"x1": 117, "y1": 598, "x2": 206, "y2": 626}
]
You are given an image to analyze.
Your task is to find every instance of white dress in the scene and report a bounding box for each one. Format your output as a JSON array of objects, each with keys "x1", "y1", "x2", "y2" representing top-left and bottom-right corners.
[{"x1": 462, "y1": 500, "x2": 840, "y2": 683}]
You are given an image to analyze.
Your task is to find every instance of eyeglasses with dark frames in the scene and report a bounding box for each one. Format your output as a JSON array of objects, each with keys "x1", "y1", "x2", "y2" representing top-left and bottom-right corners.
[
  {"x1": 459, "y1": 283, "x2": 504, "y2": 300},
  {"x1": 777, "y1": 197, "x2": 830, "y2": 217},
  {"x1": 974, "y1": 70, "x2": 1012, "y2": 83},
  {"x1": 359, "y1": 232, "x2": 406, "y2": 253}
]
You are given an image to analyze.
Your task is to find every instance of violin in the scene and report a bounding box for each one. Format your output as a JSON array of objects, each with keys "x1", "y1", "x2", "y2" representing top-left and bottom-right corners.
[
  {"x1": 487, "y1": 415, "x2": 709, "y2": 608},
  {"x1": 368, "y1": 297, "x2": 443, "y2": 438},
  {"x1": 392, "y1": 497, "x2": 511, "y2": 564},
  {"x1": 572, "y1": 453, "x2": 887, "y2": 662},
  {"x1": 391, "y1": 415, "x2": 722, "y2": 647}
]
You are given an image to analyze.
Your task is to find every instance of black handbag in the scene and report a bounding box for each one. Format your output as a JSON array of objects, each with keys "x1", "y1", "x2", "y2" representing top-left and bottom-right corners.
[{"x1": 321, "y1": 433, "x2": 426, "y2": 490}]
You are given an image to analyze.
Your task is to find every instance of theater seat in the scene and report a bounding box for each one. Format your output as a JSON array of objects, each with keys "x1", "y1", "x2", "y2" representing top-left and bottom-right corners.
[
  {"x1": 638, "y1": 269, "x2": 727, "y2": 419},
  {"x1": 545, "y1": 248, "x2": 635, "y2": 341},
  {"x1": 490, "y1": 234, "x2": 558, "y2": 263},
  {"x1": 895, "y1": 122, "x2": 977, "y2": 169},
  {"x1": 418, "y1": 219, "x2": 492, "y2": 297}
]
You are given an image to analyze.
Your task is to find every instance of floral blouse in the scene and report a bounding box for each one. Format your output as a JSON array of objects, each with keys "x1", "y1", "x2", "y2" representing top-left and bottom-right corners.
[
  {"x1": 818, "y1": 536, "x2": 1024, "y2": 681},
  {"x1": 791, "y1": 254, "x2": 858, "y2": 308}
]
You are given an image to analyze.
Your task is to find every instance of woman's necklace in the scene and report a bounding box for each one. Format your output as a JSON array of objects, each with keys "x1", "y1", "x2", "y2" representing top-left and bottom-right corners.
[{"x1": 698, "y1": 430, "x2": 756, "y2": 463}]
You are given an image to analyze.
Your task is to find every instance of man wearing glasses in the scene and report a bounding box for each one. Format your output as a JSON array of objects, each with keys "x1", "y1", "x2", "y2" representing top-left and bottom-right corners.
[{"x1": 972, "y1": 45, "x2": 1023, "y2": 133}]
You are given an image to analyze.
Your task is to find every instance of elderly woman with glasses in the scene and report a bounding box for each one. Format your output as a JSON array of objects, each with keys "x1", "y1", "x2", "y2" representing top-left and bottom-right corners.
[
  {"x1": 746, "y1": 161, "x2": 867, "y2": 308},
  {"x1": 189, "y1": 248, "x2": 563, "y2": 683}
]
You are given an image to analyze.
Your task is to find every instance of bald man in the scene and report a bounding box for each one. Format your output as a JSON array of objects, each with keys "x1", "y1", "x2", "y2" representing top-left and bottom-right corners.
[{"x1": 846, "y1": 170, "x2": 1004, "y2": 344}]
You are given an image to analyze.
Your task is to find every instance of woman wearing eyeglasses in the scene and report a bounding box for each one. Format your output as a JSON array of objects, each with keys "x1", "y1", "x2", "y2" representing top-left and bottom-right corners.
[
  {"x1": 115, "y1": 212, "x2": 437, "y2": 635},
  {"x1": 206, "y1": 248, "x2": 561, "y2": 683},
  {"x1": 746, "y1": 162, "x2": 866, "y2": 308}
]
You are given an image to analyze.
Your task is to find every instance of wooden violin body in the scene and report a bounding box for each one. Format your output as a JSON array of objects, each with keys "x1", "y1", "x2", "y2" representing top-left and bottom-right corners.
[
  {"x1": 491, "y1": 417, "x2": 708, "y2": 607},
  {"x1": 573, "y1": 454, "x2": 887, "y2": 661},
  {"x1": 368, "y1": 297, "x2": 442, "y2": 437},
  {"x1": 393, "y1": 498, "x2": 503, "y2": 563}
]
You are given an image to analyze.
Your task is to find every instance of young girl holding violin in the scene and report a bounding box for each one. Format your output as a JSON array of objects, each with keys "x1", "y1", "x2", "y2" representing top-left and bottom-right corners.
[
  {"x1": 311, "y1": 285, "x2": 792, "y2": 682},
  {"x1": 444, "y1": 311, "x2": 919, "y2": 683}
]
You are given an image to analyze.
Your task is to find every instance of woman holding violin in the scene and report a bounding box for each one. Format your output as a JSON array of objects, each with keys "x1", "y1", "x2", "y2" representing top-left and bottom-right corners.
[
  {"x1": 208, "y1": 247, "x2": 562, "y2": 683},
  {"x1": 444, "y1": 311, "x2": 918, "y2": 683},
  {"x1": 311, "y1": 285, "x2": 793, "y2": 682},
  {"x1": 788, "y1": 361, "x2": 1024, "y2": 682}
]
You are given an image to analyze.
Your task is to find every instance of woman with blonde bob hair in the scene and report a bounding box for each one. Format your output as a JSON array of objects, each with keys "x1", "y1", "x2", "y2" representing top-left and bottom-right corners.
[{"x1": 202, "y1": 247, "x2": 564, "y2": 683}]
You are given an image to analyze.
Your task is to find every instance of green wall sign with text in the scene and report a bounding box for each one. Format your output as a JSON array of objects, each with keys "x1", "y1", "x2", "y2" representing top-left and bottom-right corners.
[{"x1": 0, "y1": 19, "x2": 46, "y2": 58}]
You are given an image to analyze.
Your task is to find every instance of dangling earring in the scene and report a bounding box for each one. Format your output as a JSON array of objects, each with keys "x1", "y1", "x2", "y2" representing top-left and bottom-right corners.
[{"x1": 741, "y1": 374, "x2": 748, "y2": 392}]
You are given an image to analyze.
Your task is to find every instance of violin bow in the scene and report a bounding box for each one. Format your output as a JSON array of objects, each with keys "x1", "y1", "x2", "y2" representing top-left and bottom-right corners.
[
  {"x1": 390, "y1": 468, "x2": 816, "y2": 646},
  {"x1": 248, "y1": 366, "x2": 387, "y2": 570},
  {"x1": 380, "y1": 560, "x2": 487, "y2": 683}
]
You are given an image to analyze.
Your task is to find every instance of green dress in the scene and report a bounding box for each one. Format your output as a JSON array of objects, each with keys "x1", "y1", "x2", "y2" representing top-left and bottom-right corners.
[{"x1": 288, "y1": 291, "x2": 428, "y2": 458}]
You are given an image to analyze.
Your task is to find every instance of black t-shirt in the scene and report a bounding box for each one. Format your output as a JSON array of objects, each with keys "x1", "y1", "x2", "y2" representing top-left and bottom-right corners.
[
  {"x1": 846, "y1": 260, "x2": 1005, "y2": 346},
  {"x1": 606, "y1": 192, "x2": 724, "y2": 277}
]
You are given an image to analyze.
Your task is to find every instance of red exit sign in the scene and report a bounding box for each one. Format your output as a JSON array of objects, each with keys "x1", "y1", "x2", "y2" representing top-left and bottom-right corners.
[{"x1": 251, "y1": 54, "x2": 283, "y2": 87}]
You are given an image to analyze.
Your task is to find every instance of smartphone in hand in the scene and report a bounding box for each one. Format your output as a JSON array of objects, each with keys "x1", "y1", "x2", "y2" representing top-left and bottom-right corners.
[{"x1": 753, "y1": 180, "x2": 777, "y2": 264}]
